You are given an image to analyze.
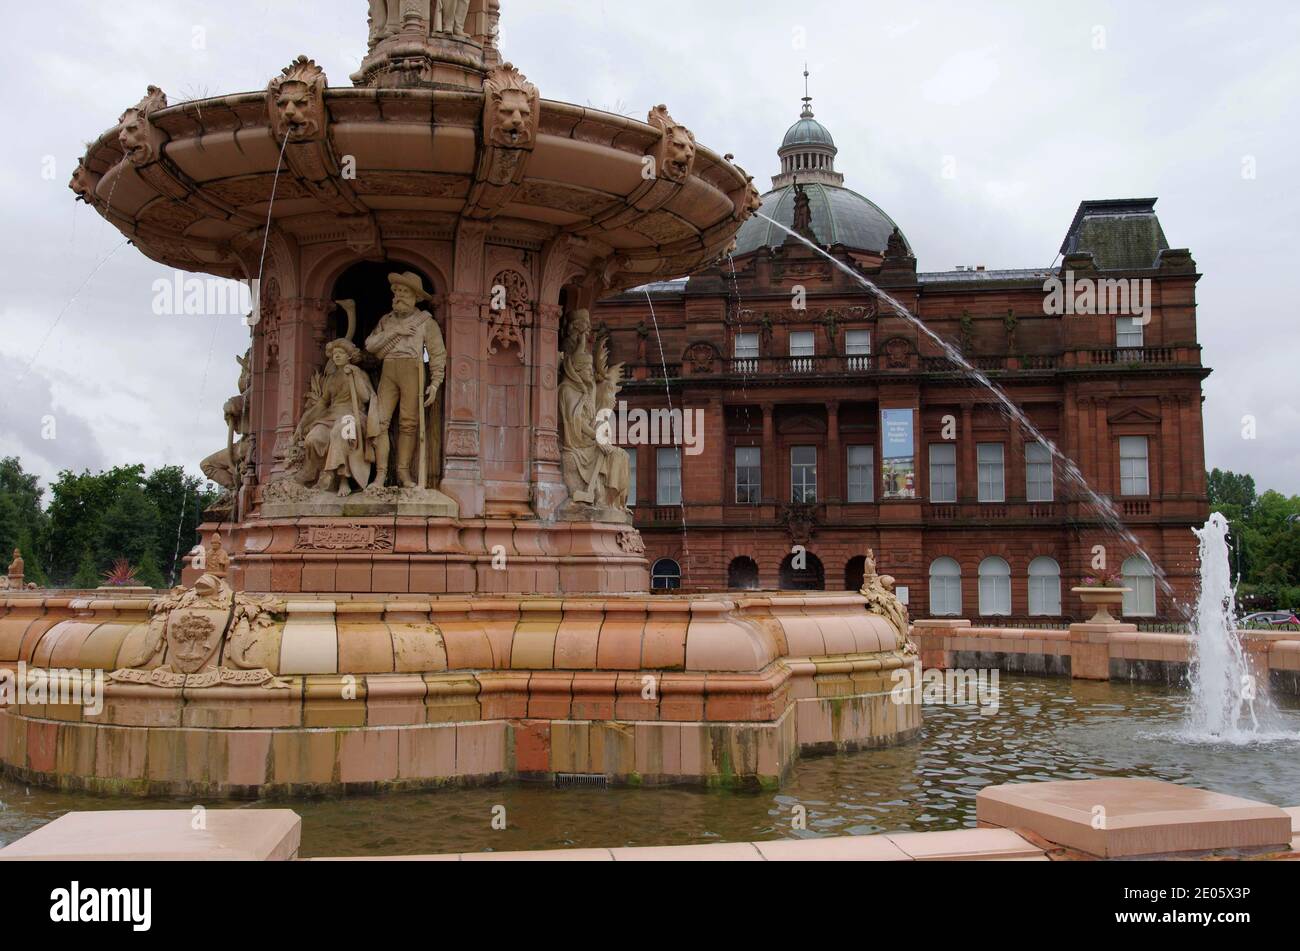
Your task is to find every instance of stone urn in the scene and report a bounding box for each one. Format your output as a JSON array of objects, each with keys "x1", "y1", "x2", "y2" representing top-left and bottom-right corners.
[{"x1": 1071, "y1": 587, "x2": 1131, "y2": 623}]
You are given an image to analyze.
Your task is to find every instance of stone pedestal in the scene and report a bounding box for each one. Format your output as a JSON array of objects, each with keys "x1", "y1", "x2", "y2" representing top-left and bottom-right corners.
[{"x1": 1068, "y1": 620, "x2": 1134, "y2": 680}]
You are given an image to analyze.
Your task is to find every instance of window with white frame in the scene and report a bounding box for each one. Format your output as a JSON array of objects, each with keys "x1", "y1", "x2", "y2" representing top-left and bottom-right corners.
[
  {"x1": 1116, "y1": 316, "x2": 1145, "y2": 351},
  {"x1": 977, "y1": 443, "x2": 1005, "y2": 502},
  {"x1": 1119, "y1": 436, "x2": 1150, "y2": 496},
  {"x1": 929, "y1": 558, "x2": 962, "y2": 616},
  {"x1": 626, "y1": 447, "x2": 638, "y2": 507},
  {"x1": 847, "y1": 445, "x2": 874, "y2": 502},
  {"x1": 789, "y1": 331, "x2": 815, "y2": 372},
  {"x1": 1025, "y1": 442, "x2": 1054, "y2": 502},
  {"x1": 978, "y1": 557, "x2": 1012, "y2": 616},
  {"x1": 790, "y1": 446, "x2": 817, "y2": 503},
  {"x1": 652, "y1": 559, "x2": 682, "y2": 591},
  {"x1": 1028, "y1": 557, "x2": 1061, "y2": 616},
  {"x1": 845, "y1": 329, "x2": 872, "y2": 370},
  {"x1": 930, "y1": 443, "x2": 957, "y2": 503},
  {"x1": 1122, "y1": 556, "x2": 1156, "y2": 617},
  {"x1": 656, "y1": 447, "x2": 681, "y2": 506},
  {"x1": 734, "y1": 332, "x2": 759, "y2": 373},
  {"x1": 735, "y1": 446, "x2": 761, "y2": 504}
]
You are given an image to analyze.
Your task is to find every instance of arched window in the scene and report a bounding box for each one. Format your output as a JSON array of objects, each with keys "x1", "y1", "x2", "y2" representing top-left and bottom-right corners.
[
  {"x1": 844, "y1": 555, "x2": 867, "y2": 592},
  {"x1": 978, "y1": 557, "x2": 1012, "y2": 617},
  {"x1": 651, "y1": 559, "x2": 681, "y2": 591},
  {"x1": 1028, "y1": 557, "x2": 1061, "y2": 616},
  {"x1": 727, "y1": 556, "x2": 760, "y2": 591},
  {"x1": 929, "y1": 558, "x2": 962, "y2": 617},
  {"x1": 779, "y1": 552, "x2": 825, "y2": 591},
  {"x1": 1122, "y1": 556, "x2": 1156, "y2": 617}
]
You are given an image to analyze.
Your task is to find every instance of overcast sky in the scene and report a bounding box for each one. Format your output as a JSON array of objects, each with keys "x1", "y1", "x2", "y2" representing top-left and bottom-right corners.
[{"x1": 1, "y1": 0, "x2": 1297, "y2": 499}]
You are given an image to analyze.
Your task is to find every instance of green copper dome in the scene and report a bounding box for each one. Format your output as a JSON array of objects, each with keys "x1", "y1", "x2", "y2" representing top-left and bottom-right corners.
[
  {"x1": 733, "y1": 182, "x2": 910, "y2": 256},
  {"x1": 782, "y1": 115, "x2": 836, "y2": 150}
]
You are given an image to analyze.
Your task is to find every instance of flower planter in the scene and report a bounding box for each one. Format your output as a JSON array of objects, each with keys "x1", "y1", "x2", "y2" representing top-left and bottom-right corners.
[{"x1": 1071, "y1": 586, "x2": 1131, "y2": 624}]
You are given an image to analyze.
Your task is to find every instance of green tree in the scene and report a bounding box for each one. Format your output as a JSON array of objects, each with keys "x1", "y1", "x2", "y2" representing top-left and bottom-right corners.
[
  {"x1": 135, "y1": 549, "x2": 166, "y2": 589},
  {"x1": 0, "y1": 456, "x2": 48, "y2": 577},
  {"x1": 144, "y1": 465, "x2": 215, "y2": 584},
  {"x1": 70, "y1": 548, "x2": 101, "y2": 589},
  {"x1": 44, "y1": 465, "x2": 146, "y2": 583}
]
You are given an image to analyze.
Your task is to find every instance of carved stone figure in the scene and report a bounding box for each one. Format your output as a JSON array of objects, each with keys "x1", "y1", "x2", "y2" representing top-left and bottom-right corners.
[
  {"x1": 434, "y1": 0, "x2": 471, "y2": 35},
  {"x1": 295, "y1": 331, "x2": 377, "y2": 497},
  {"x1": 365, "y1": 272, "x2": 447, "y2": 489},
  {"x1": 558, "y1": 310, "x2": 630, "y2": 513},
  {"x1": 269, "y1": 56, "x2": 328, "y2": 140},
  {"x1": 118, "y1": 86, "x2": 167, "y2": 166},
  {"x1": 201, "y1": 350, "x2": 254, "y2": 500},
  {"x1": 859, "y1": 548, "x2": 911, "y2": 644},
  {"x1": 483, "y1": 63, "x2": 539, "y2": 148},
  {"x1": 112, "y1": 535, "x2": 286, "y2": 689},
  {"x1": 648, "y1": 105, "x2": 696, "y2": 183},
  {"x1": 6, "y1": 549, "x2": 23, "y2": 589}
]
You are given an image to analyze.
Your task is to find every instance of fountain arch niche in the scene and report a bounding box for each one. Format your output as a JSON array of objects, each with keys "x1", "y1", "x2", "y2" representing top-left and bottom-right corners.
[{"x1": 8, "y1": 0, "x2": 922, "y2": 797}]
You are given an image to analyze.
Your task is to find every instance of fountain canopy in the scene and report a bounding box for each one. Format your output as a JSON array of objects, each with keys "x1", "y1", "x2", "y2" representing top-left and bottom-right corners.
[{"x1": 67, "y1": 0, "x2": 761, "y2": 597}]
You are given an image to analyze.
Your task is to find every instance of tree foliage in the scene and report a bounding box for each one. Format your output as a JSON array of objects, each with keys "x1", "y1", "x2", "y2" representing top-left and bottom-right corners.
[
  {"x1": 1209, "y1": 468, "x2": 1300, "y2": 610},
  {"x1": 0, "y1": 457, "x2": 217, "y2": 589}
]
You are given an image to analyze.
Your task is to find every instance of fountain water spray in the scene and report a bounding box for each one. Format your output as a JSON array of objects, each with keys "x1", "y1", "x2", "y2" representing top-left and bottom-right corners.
[
  {"x1": 754, "y1": 212, "x2": 1173, "y2": 597},
  {"x1": 1185, "y1": 513, "x2": 1265, "y2": 739}
]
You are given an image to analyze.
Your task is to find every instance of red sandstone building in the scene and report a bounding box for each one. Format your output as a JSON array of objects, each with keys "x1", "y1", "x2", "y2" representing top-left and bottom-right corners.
[{"x1": 592, "y1": 94, "x2": 1210, "y2": 621}]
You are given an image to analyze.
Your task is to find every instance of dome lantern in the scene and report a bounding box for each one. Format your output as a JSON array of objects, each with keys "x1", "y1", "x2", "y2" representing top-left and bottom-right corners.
[{"x1": 772, "y1": 67, "x2": 843, "y2": 189}]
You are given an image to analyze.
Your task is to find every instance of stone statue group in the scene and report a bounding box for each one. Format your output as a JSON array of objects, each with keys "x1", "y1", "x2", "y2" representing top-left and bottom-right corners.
[
  {"x1": 368, "y1": 1, "x2": 474, "y2": 47},
  {"x1": 296, "y1": 271, "x2": 447, "y2": 497}
]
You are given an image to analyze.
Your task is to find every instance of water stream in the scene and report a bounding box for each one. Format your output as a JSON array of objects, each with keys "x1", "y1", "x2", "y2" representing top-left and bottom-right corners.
[{"x1": 754, "y1": 212, "x2": 1174, "y2": 597}]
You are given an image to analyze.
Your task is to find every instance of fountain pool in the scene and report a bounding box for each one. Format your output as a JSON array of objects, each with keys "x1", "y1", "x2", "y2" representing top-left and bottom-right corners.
[{"x1": 3, "y1": 675, "x2": 1296, "y2": 858}]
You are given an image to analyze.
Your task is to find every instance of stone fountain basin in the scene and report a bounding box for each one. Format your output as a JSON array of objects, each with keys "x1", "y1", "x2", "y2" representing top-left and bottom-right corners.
[
  {"x1": 0, "y1": 591, "x2": 917, "y2": 796},
  {"x1": 75, "y1": 88, "x2": 754, "y2": 291}
]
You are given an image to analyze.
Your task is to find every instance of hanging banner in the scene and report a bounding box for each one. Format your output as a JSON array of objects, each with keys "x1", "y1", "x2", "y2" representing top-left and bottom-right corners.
[{"x1": 881, "y1": 408, "x2": 916, "y2": 499}]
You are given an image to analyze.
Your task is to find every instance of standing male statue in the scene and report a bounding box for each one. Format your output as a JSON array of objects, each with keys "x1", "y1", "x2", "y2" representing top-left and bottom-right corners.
[
  {"x1": 365, "y1": 272, "x2": 447, "y2": 489},
  {"x1": 434, "y1": 0, "x2": 472, "y2": 35}
]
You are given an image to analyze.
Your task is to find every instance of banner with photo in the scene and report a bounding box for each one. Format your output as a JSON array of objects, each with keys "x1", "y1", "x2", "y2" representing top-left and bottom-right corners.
[{"x1": 881, "y1": 408, "x2": 916, "y2": 500}]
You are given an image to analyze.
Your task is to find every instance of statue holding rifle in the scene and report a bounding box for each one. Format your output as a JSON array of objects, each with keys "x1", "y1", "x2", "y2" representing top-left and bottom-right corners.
[{"x1": 365, "y1": 271, "x2": 447, "y2": 489}]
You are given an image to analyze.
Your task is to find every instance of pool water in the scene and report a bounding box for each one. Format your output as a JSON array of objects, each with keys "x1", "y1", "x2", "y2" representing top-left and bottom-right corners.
[{"x1": 2, "y1": 676, "x2": 1297, "y2": 857}]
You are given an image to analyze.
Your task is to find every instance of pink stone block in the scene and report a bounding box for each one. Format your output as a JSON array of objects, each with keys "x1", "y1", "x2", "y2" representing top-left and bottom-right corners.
[
  {"x1": 397, "y1": 724, "x2": 457, "y2": 780},
  {"x1": 754, "y1": 835, "x2": 912, "y2": 861}
]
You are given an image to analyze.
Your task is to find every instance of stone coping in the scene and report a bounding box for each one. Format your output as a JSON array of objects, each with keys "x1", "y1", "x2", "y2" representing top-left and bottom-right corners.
[
  {"x1": 313, "y1": 828, "x2": 1047, "y2": 862},
  {"x1": 977, "y1": 779, "x2": 1294, "y2": 858},
  {"x1": 0, "y1": 809, "x2": 301, "y2": 861}
]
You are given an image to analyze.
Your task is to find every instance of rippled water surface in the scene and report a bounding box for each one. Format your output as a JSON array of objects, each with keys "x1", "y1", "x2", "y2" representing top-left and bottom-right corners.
[{"x1": 2, "y1": 676, "x2": 1298, "y2": 857}]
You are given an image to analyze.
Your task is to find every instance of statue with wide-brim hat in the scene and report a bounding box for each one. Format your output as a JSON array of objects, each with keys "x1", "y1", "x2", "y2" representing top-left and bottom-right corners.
[{"x1": 365, "y1": 271, "x2": 447, "y2": 489}]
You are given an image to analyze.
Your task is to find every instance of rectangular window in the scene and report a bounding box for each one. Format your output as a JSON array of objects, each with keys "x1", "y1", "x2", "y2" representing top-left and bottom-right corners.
[
  {"x1": 845, "y1": 330, "x2": 872, "y2": 370},
  {"x1": 847, "y1": 445, "x2": 874, "y2": 503},
  {"x1": 791, "y1": 446, "x2": 817, "y2": 503},
  {"x1": 1116, "y1": 316, "x2": 1144, "y2": 351},
  {"x1": 1025, "y1": 442, "x2": 1054, "y2": 502},
  {"x1": 789, "y1": 330, "x2": 815, "y2": 372},
  {"x1": 626, "y1": 447, "x2": 638, "y2": 507},
  {"x1": 929, "y1": 443, "x2": 957, "y2": 504},
  {"x1": 735, "y1": 446, "x2": 761, "y2": 504},
  {"x1": 656, "y1": 448, "x2": 681, "y2": 506},
  {"x1": 977, "y1": 443, "x2": 1005, "y2": 503},
  {"x1": 734, "y1": 332, "x2": 759, "y2": 373},
  {"x1": 1119, "y1": 436, "x2": 1150, "y2": 496}
]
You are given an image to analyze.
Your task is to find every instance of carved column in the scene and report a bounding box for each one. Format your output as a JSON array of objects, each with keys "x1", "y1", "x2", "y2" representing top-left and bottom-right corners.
[
  {"x1": 959, "y1": 402, "x2": 976, "y2": 502},
  {"x1": 266, "y1": 297, "x2": 331, "y2": 481},
  {"x1": 826, "y1": 401, "x2": 841, "y2": 502},
  {"x1": 761, "y1": 402, "x2": 776, "y2": 505},
  {"x1": 1160, "y1": 396, "x2": 1182, "y2": 498},
  {"x1": 1094, "y1": 399, "x2": 1111, "y2": 496},
  {"x1": 531, "y1": 302, "x2": 564, "y2": 518}
]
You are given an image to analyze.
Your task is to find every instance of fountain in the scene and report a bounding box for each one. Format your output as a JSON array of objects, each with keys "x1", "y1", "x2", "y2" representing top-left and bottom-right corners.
[
  {"x1": 0, "y1": 1, "x2": 921, "y2": 796},
  {"x1": 1185, "y1": 513, "x2": 1269, "y2": 740}
]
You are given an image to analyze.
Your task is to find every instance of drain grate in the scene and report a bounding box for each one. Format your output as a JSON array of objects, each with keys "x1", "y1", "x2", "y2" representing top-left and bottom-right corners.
[{"x1": 554, "y1": 773, "x2": 608, "y2": 788}]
